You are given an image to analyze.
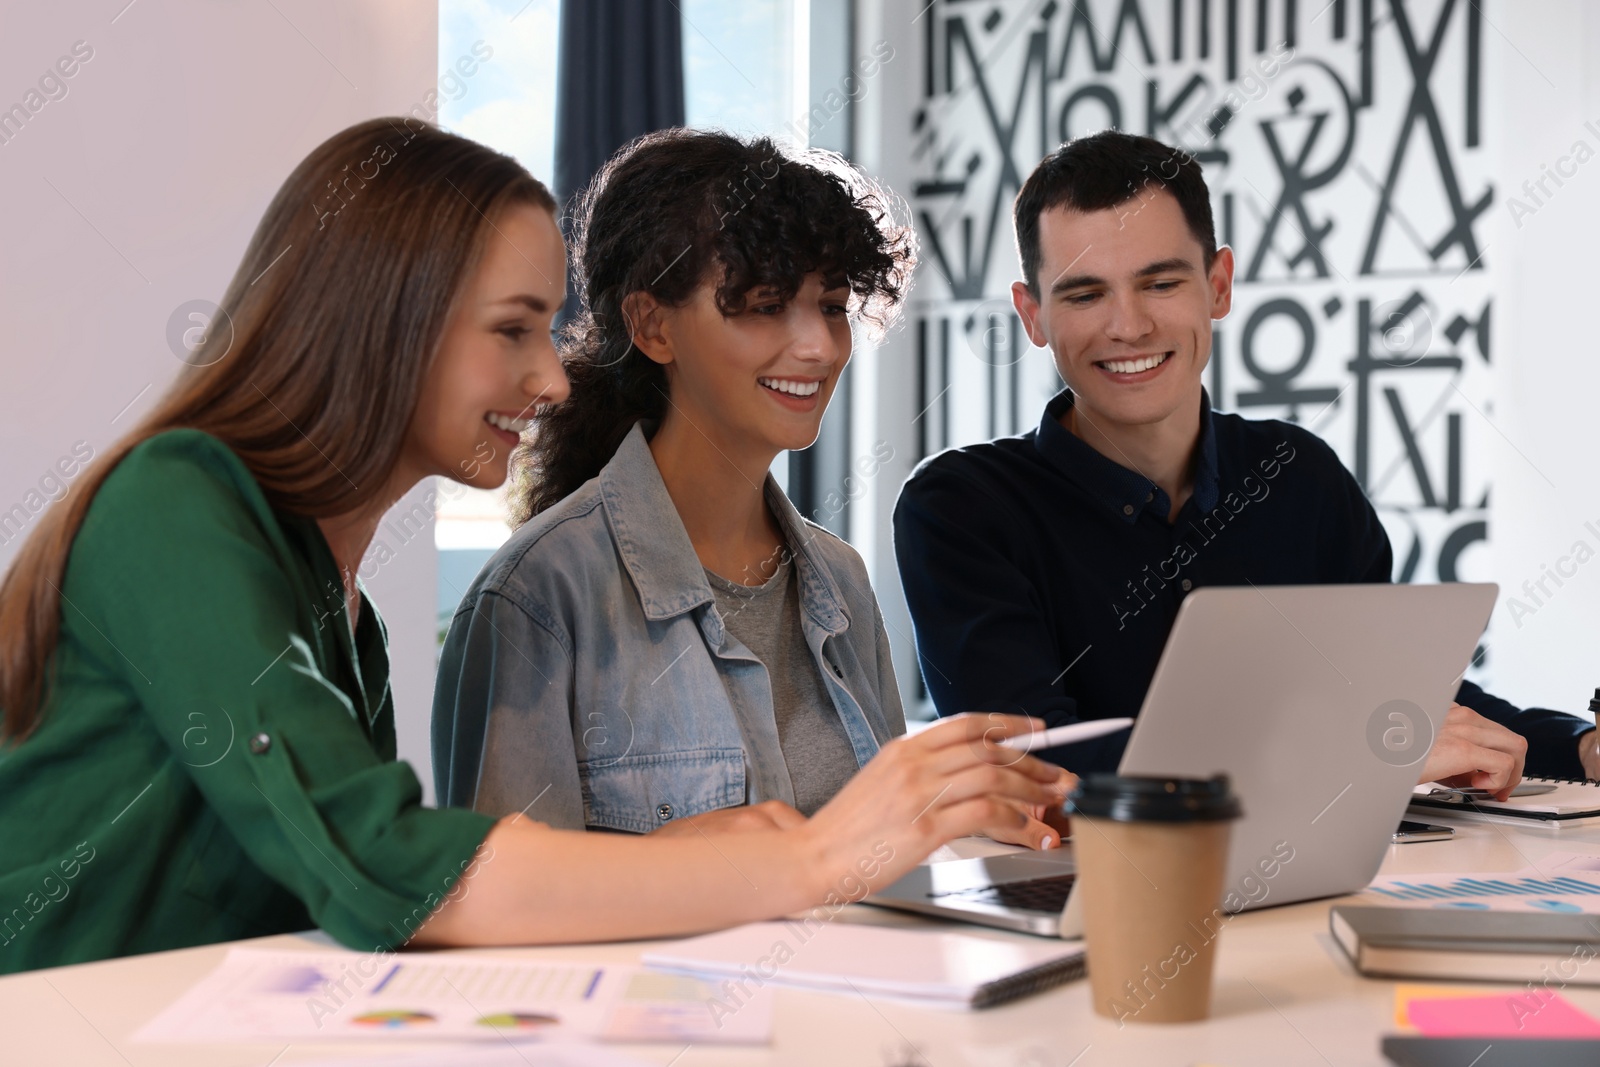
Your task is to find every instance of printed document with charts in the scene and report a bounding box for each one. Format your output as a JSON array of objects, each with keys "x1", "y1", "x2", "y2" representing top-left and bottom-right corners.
[
  {"x1": 134, "y1": 947, "x2": 772, "y2": 1044},
  {"x1": 1358, "y1": 852, "x2": 1600, "y2": 913}
]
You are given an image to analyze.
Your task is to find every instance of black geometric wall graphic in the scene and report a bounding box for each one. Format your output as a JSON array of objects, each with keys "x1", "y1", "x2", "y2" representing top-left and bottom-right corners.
[{"x1": 905, "y1": 0, "x2": 1493, "y2": 589}]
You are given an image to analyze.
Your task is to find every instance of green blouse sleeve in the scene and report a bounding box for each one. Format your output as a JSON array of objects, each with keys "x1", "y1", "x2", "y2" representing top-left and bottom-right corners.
[{"x1": 66, "y1": 431, "x2": 495, "y2": 950}]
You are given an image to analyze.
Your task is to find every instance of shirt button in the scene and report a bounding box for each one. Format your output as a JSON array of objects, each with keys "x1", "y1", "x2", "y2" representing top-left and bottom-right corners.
[
  {"x1": 829, "y1": 662, "x2": 844, "y2": 678},
  {"x1": 1122, "y1": 504, "x2": 1134, "y2": 516},
  {"x1": 1181, "y1": 579, "x2": 1193, "y2": 592},
  {"x1": 1145, "y1": 491, "x2": 1154, "y2": 503},
  {"x1": 656, "y1": 803, "x2": 674, "y2": 821},
  {"x1": 249, "y1": 732, "x2": 272, "y2": 755}
]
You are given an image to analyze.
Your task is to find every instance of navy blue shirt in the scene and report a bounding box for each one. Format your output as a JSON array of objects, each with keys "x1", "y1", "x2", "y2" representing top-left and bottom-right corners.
[{"x1": 893, "y1": 389, "x2": 1591, "y2": 779}]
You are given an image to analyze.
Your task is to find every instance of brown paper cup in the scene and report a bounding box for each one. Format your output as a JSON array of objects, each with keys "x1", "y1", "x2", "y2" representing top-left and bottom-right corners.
[{"x1": 1074, "y1": 815, "x2": 1233, "y2": 1023}]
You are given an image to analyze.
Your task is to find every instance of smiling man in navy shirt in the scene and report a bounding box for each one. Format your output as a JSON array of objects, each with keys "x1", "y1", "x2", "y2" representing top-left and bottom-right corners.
[{"x1": 894, "y1": 130, "x2": 1598, "y2": 787}]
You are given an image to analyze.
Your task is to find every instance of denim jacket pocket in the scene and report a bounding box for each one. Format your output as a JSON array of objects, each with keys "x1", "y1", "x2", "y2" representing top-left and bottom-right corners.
[{"x1": 578, "y1": 747, "x2": 747, "y2": 834}]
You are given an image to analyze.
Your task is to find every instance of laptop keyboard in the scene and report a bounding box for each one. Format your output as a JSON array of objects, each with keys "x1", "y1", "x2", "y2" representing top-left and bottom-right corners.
[{"x1": 929, "y1": 874, "x2": 1077, "y2": 914}]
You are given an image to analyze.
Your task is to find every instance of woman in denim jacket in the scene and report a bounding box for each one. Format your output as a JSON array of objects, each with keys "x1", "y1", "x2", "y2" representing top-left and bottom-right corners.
[{"x1": 434, "y1": 130, "x2": 1063, "y2": 850}]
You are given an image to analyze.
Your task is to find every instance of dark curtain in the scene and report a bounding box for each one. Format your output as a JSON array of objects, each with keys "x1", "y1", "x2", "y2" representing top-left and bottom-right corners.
[{"x1": 553, "y1": 0, "x2": 685, "y2": 303}]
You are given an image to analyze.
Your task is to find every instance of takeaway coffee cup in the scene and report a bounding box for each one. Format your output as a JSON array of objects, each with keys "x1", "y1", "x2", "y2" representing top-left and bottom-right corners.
[{"x1": 1068, "y1": 773, "x2": 1241, "y2": 1025}]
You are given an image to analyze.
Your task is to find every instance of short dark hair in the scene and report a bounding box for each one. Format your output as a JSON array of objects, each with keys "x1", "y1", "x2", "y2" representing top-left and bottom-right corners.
[{"x1": 1013, "y1": 130, "x2": 1217, "y2": 295}]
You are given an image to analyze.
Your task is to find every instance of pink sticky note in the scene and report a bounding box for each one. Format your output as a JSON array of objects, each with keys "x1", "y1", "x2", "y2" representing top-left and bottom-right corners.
[{"x1": 1407, "y1": 992, "x2": 1600, "y2": 1038}]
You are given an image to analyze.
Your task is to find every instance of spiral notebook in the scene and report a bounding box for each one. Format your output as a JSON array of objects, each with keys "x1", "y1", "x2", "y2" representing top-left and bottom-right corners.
[
  {"x1": 641, "y1": 922, "x2": 1085, "y2": 1010},
  {"x1": 1408, "y1": 777, "x2": 1600, "y2": 825}
]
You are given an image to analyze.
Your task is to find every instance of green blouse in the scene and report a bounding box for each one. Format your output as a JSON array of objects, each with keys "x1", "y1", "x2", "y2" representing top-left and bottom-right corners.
[{"x1": 0, "y1": 430, "x2": 495, "y2": 974}]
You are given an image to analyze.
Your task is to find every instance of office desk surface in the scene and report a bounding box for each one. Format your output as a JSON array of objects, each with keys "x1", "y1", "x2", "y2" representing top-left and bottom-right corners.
[{"x1": 8, "y1": 819, "x2": 1600, "y2": 1067}]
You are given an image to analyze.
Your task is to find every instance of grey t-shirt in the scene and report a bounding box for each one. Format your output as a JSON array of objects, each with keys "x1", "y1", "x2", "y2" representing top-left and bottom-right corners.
[{"x1": 706, "y1": 555, "x2": 859, "y2": 816}]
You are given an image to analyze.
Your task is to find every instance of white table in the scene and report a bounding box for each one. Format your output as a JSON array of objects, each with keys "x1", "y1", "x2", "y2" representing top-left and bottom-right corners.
[{"x1": 7, "y1": 819, "x2": 1600, "y2": 1066}]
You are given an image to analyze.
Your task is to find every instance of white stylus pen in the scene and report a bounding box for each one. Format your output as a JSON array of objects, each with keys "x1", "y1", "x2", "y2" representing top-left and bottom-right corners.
[{"x1": 997, "y1": 717, "x2": 1136, "y2": 751}]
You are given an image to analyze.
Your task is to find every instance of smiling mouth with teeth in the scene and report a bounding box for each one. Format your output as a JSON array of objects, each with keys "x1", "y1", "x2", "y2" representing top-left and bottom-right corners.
[
  {"x1": 484, "y1": 412, "x2": 533, "y2": 434},
  {"x1": 1097, "y1": 352, "x2": 1172, "y2": 375},
  {"x1": 758, "y1": 377, "x2": 822, "y2": 397}
]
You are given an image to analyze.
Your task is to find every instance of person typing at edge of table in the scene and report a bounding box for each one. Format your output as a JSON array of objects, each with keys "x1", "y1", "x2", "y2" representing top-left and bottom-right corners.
[{"x1": 894, "y1": 130, "x2": 1598, "y2": 797}]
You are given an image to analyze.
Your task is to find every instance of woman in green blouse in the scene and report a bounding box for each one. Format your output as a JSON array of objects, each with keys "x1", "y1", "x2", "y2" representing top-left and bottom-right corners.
[{"x1": 0, "y1": 118, "x2": 1066, "y2": 974}]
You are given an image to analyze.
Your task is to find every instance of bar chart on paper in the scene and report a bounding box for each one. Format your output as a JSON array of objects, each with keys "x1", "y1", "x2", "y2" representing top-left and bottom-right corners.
[{"x1": 1361, "y1": 870, "x2": 1600, "y2": 913}]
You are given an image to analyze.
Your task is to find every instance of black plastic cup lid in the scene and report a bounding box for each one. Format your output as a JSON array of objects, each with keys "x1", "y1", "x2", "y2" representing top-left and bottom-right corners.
[{"x1": 1068, "y1": 773, "x2": 1242, "y2": 823}]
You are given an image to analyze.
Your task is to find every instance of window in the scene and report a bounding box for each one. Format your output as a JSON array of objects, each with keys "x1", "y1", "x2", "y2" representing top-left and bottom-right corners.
[{"x1": 434, "y1": 0, "x2": 561, "y2": 640}]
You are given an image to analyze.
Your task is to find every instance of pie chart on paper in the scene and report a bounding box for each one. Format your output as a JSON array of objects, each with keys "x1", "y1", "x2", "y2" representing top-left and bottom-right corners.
[
  {"x1": 476, "y1": 1011, "x2": 560, "y2": 1029},
  {"x1": 350, "y1": 1010, "x2": 437, "y2": 1029}
]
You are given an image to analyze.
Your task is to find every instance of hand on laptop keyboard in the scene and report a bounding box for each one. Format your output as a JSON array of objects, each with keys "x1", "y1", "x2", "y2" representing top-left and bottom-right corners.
[{"x1": 981, "y1": 781, "x2": 1078, "y2": 851}]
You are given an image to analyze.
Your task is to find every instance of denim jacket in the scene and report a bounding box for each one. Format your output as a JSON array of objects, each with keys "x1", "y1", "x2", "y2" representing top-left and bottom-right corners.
[{"x1": 432, "y1": 423, "x2": 906, "y2": 833}]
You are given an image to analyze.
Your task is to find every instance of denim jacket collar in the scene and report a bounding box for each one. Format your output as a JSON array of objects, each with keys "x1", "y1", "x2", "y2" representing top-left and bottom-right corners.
[{"x1": 598, "y1": 423, "x2": 850, "y2": 636}]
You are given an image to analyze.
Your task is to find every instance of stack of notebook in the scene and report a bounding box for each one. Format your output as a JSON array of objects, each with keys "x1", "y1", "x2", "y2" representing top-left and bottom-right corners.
[
  {"x1": 1408, "y1": 777, "x2": 1600, "y2": 826},
  {"x1": 642, "y1": 921, "x2": 1086, "y2": 1010},
  {"x1": 1331, "y1": 905, "x2": 1600, "y2": 984}
]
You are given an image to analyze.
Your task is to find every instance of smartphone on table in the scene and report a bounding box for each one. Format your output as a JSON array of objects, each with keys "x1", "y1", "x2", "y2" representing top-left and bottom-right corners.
[{"x1": 1393, "y1": 820, "x2": 1455, "y2": 843}]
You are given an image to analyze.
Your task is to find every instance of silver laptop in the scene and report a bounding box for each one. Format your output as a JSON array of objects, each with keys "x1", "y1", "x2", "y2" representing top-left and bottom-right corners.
[{"x1": 868, "y1": 582, "x2": 1499, "y2": 937}]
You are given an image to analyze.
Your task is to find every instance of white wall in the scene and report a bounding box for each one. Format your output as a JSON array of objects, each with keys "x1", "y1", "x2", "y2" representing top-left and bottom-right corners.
[
  {"x1": 1487, "y1": 1, "x2": 1600, "y2": 712},
  {"x1": 0, "y1": 1, "x2": 444, "y2": 798}
]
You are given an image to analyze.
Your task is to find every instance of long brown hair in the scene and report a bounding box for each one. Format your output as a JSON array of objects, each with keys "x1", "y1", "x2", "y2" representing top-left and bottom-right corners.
[
  {"x1": 508, "y1": 129, "x2": 915, "y2": 525},
  {"x1": 0, "y1": 117, "x2": 555, "y2": 741}
]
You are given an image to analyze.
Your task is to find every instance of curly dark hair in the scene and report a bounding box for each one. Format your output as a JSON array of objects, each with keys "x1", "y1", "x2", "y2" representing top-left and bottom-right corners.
[{"x1": 508, "y1": 128, "x2": 916, "y2": 525}]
